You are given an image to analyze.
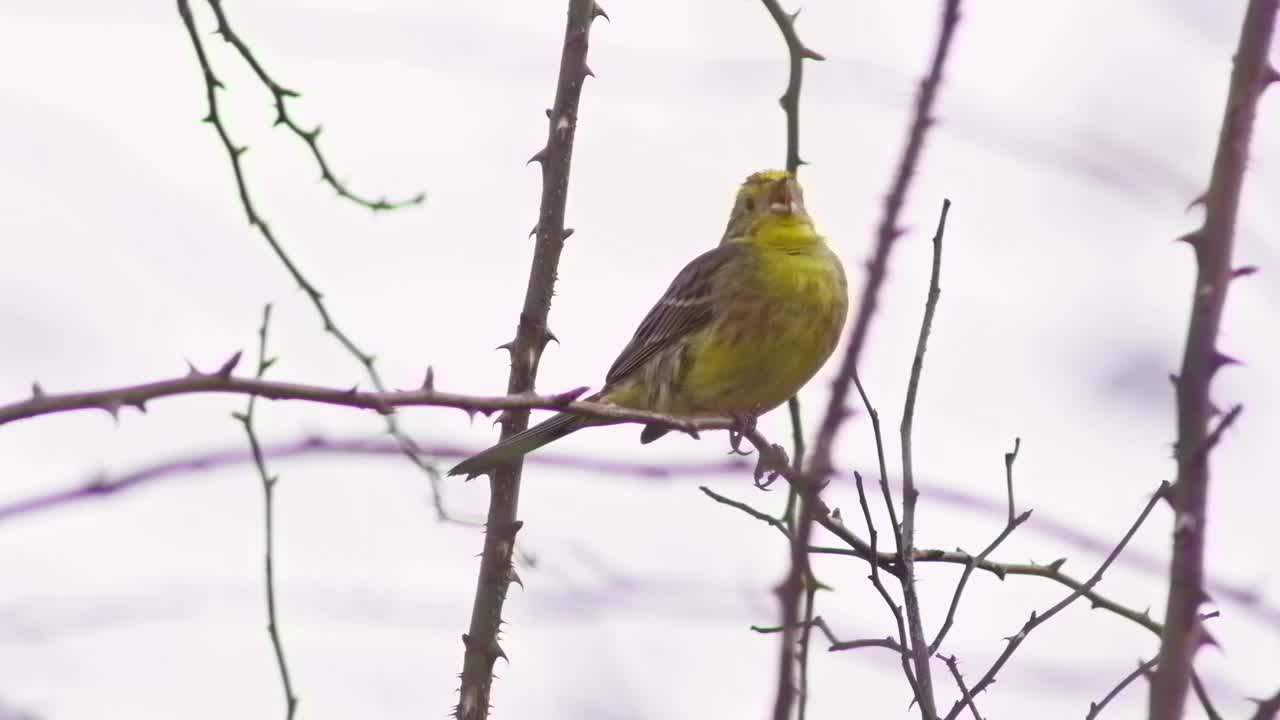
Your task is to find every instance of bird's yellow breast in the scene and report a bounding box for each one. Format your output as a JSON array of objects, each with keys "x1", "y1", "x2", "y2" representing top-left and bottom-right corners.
[{"x1": 682, "y1": 239, "x2": 848, "y2": 414}]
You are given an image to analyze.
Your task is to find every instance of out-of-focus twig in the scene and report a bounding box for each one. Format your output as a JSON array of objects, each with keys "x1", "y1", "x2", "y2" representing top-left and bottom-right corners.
[
  {"x1": 1149, "y1": 0, "x2": 1277, "y2": 716},
  {"x1": 454, "y1": 2, "x2": 604, "y2": 718},
  {"x1": 232, "y1": 305, "x2": 298, "y2": 720},
  {"x1": 1250, "y1": 687, "x2": 1280, "y2": 720}
]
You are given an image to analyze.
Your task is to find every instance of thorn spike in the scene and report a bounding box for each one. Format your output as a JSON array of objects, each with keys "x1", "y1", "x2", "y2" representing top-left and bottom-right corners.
[{"x1": 218, "y1": 351, "x2": 244, "y2": 378}]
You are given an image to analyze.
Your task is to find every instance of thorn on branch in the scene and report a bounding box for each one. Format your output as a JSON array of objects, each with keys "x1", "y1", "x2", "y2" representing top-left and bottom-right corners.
[
  {"x1": 1208, "y1": 350, "x2": 1241, "y2": 374},
  {"x1": 1175, "y1": 230, "x2": 1203, "y2": 246},
  {"x1": 1232, "y1": 265, "x2": 1259, "y2": 278},
  {"x1": 550, "y1": 386, "x2": 590, "y2": 405},
  {"x1": 422, "y1": 366, "x2": 435, "y2": 390},
  {"x1": 218, "y1": 351, "x2": 244, "y2": 378}
]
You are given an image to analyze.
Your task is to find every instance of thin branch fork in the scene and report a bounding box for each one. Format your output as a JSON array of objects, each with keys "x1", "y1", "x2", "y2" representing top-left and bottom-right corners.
[
  {"x1": 1151, "y1": 0, "x2": 1277, "y2": 715},
  {"x1": 943, "y1": 482, "x2": 1171, "y2": 720}
]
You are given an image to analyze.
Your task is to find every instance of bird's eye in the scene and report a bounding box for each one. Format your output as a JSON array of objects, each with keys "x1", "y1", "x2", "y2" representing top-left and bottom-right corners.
[{"x1": 743, "y1": 197, "x2": 756, "y2": 212}]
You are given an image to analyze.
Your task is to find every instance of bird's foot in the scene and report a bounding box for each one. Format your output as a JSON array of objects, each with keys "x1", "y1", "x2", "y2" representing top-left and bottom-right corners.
[{"x1": 726, "y1": 407, "x2": 762, "y2": 457}]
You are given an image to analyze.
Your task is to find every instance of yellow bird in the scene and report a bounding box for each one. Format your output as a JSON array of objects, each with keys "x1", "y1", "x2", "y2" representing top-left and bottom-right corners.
[{"x1": 449, "y1": 170, "x2": 848, "y2": 478}]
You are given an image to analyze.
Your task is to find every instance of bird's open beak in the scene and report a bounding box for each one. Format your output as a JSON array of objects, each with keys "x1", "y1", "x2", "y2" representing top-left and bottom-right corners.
[{"x1": 768, "y1": 177, "x2": 800, "y2": 216}]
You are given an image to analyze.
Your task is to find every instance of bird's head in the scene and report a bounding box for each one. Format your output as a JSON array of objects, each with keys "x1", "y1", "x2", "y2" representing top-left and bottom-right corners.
[{"x1": 720, "y1": 170, "x2": 814, "y2": 245}]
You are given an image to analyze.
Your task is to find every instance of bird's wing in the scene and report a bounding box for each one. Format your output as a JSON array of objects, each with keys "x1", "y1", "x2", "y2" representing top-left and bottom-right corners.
[{"x1": 605, "y1": 243, "x2": 742, "y2": 385}]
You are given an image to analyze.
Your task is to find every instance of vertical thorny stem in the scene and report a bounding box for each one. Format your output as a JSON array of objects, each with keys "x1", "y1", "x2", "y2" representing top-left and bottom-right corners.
[
  {"x1": 454, "y1": 2, "x2": 604, "y2": 719},
  {"x1": 1149, "y1": 1, "x2": 1277, "y2": 717},
  {"x1": 757, "y1": 2, "x2": 823, "y2": 718}
]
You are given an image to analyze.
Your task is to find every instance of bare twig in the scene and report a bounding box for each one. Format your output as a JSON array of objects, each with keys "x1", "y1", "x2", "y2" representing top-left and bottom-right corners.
[
  {"x1": 944, "y1": 482, "x2": 1170, "y2": 720},
  {"x1": 854, "y1": 472, "x2": 920, "y2": 701},
  {"x1": 1087, "y1": 658, "x2": 1156, "y2": 719},
  {"x1": 455, "y1": 3, "x2": 603, "y2": 718},
  {"x1": 930, "y1": 437, "x2": 1030, "y2": 653},
  {"x1": 852, "y1": 373, "x2": 903, "y2": 554},
  {"x1": 201, "y1": 0, "x2": 424, "y2": 211},
  {"x1": 174, "y1": 0, "x2": 451, "y2": 523},
  {"x1": 1151, "y1": 2, "x2": 1277, "y2": 715},
  {"x1": 938, "y1": 654, "x2": 982, "y2": 720},
  {"x1": 895, "y1": 198, "x2": 952, "y2": 716},
  {"x1": 828, "y1": 637, "x2": 905, "y2": 653},
  {"x1": 701, "y1": 486, "x2": 791, "y2": 540},
  {"x1": 232, "y1": 305, "x2": 298, "y2": 720},
  {"x1": 752, "y1": 616, "x2": 842, "y2": 648}
]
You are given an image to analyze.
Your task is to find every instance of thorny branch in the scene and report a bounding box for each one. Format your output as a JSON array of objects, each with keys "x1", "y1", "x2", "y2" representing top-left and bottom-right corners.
[
  {"x1": 2, "y1": 363, "x2": 692, "y2": 430},
  {"x1": 232, "y1": 305, "x2": 298, "y2": 720},
  {"x1": 944, "y1": 482, "x2": 1170, "y2": 720},
  {"x1": 173, "y1": 0, "x2": 453, "y2": 524},
  {"x1": 939, "y1": 654, "x2": 982, "y2": 720},
  {"x1": 201, "y1": 0, "x2": 425, "y2": 211},
  {"x1": 756, "y1": 1, "x2": 825, "y2": 716},
  {"x1": 1150, "y1": 0, "x2": 1277, "y2": 716},
  {"x1": 455, "y1": 3, "x2": 604, "y2": 718}
]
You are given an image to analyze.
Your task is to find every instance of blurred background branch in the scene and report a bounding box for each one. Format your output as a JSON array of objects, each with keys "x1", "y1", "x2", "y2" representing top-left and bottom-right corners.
[{"x1": 1149, "y1": 0, "x2": 1277, "y2": 717}]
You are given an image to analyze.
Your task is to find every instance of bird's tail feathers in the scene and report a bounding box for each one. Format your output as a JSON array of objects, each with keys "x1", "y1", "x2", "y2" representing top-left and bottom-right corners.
[{"x1": 447, "y1": 411, "x2": 588, "y2": 479}]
